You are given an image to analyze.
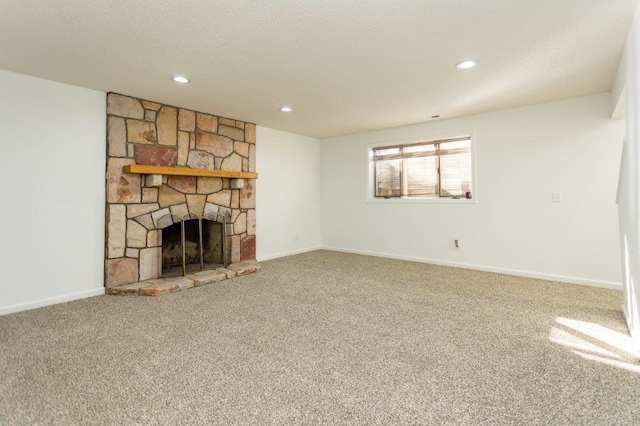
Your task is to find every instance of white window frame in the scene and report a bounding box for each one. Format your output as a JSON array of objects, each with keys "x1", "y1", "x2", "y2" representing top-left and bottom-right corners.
[{"x1": 366, "y1": 131, "x2": 477, "y2": 203}]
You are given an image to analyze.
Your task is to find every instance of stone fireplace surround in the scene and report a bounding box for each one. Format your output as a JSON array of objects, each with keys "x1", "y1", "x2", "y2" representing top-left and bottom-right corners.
[{"x1": 105, "y1": 93, "x2": 259, "y2": 295}]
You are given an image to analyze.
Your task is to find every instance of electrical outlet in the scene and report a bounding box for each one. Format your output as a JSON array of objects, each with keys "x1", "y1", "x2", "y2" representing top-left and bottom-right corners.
[
  {"x1": 454, "y1": 239, "x2": 460, "y2": 249},
  {"x1": 552, "y1": 192, "x2": 562, "y2": 203}
]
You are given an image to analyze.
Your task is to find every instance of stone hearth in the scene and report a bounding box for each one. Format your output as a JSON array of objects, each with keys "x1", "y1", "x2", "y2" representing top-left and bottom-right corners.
[
  {"x1": 108, "y1": 260, "x2": 260, "y2": 296},
  {"x1": 105, "y1": 93, "x2": 258, "y2": 294}
]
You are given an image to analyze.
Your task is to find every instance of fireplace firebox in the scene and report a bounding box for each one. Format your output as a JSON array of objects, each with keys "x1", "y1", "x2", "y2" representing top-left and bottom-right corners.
[{"x1": 161, "y1": 215, "x2": 226, "y2": 277}]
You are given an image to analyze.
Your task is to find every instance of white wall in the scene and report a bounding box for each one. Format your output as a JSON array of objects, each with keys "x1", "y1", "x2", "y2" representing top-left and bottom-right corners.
[
  {"x1": 619, "y1": 4, "x2": 640, "y2": 353},
  {"x1": 322, "y1": 93, "x2": 624, "y2": 288},
  {"x1": 612, "y1": 49, "x2": 627, "y2": 119},
  {"x1": 256, "y1": 126, "x2": 322, "y2": 260},
  {"x1": 0, "y1": 70, "x2": 106, "y2": 314}
]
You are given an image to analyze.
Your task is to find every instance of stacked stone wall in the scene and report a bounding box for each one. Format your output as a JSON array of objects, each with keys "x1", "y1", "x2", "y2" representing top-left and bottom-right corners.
[{"x1": 105, "y1": 93, "x2": 256, "y2": 288}]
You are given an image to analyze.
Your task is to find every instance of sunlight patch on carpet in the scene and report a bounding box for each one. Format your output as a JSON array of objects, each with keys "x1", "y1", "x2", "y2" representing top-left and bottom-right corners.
[{"x1": 550, "y1": 316, "x2": 640, "y2": 372}]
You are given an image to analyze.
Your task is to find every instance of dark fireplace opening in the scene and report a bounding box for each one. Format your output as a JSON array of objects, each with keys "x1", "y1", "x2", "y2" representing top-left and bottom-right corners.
[{"x1": 161, "y1": 218, "x2": 224, "y2": 277}]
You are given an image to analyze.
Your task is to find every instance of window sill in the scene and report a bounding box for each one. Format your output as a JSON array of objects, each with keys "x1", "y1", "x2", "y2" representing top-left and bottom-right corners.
[{"x1": 367, "y1": 197, "x2": 476, "y2": 204}]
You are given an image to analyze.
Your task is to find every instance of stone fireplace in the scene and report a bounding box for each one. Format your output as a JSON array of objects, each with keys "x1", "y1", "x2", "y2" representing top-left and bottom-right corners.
[{"x1": 104, "y1": 93, "x2": 258, "y2": 295}]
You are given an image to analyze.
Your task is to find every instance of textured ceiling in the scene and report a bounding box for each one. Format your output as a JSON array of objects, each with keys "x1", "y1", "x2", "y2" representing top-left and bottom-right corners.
[{"x1": 0, "y1": 0, "x2": 637, "y2": 138}]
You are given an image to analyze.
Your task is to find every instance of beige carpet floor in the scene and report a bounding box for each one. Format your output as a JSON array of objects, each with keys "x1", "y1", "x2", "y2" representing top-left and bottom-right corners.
[{"x1": 1, "y1": 250, "x2": 640, "y2": 424}]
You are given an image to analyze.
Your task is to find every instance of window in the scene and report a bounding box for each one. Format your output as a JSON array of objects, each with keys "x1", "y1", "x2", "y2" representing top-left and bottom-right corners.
[{"x1": 370, "y1": 136, "x2": 473, "y2": 200}]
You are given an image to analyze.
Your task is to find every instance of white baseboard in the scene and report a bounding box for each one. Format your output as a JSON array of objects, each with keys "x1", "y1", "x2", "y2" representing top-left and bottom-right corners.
[
  {"x1": 1, "y1": 247, "x2": 620, "y2": 315},
  {"x1": 257, "y1": 245, "x2": 323, "y2": 262},
  {"x1": 0, "y1": 288, "x2": 105, "y2": 316},
  {"x1": 322, "y1": 246, "x2": 623, "y2": 290}
]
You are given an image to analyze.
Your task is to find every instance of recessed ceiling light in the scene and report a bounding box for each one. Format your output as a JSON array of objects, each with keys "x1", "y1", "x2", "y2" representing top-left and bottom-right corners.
[
  {"x1": 280, "y1": 106, "x2": 292, "y2": 112},
  {"x1": 456, "y1": 60, "x2": 477, "y2": 69},
  {"x1": 172, "y1": 76, "x2": 190, "y2": 83}
]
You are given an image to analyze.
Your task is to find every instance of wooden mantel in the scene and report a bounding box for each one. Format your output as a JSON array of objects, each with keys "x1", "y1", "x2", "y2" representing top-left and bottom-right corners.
[{"x1": 122, "y1": 164, "x2": 258, "y2": 179}]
